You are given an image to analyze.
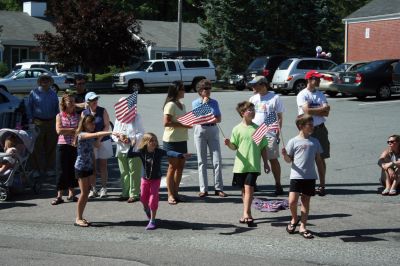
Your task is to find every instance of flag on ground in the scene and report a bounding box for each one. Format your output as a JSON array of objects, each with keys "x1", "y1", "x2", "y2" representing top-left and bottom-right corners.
[
  {"x1": 177, "y1": 103, "x2": 215, "y2": 126},
  {"x1": 114, "y1": 91, "x2": 138, "y2": 123},
  {"x1": 252, "y1": 111, "x2": 280, "y2": 145}
]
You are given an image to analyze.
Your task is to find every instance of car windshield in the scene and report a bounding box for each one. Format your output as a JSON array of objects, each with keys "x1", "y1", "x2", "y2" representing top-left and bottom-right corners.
[
  {"x1": 277, "y1": 59, "x2": 293, "y2": 70},
  {"x1": 330, "y1": 63, "x2": 351, "y2": 72},
  {"x1": 135, "y1": 62, "x2": 152, "y2": 71},
  {"x1": 248, "y1": 57, "x2": 267, "y2": 70},
  {"x1": 357, "y1": 61, "x2": 386, "y2": 72}
]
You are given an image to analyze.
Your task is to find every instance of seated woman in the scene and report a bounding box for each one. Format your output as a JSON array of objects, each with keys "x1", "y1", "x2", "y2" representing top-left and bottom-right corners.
[{"x1": 378, "y1": 135, "x2": 400, "y2": 196}]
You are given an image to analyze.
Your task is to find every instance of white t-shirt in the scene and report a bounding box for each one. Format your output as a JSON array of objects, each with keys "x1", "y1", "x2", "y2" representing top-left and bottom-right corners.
[
  {"x1": 249, "y1": 92, "x2": 284, "y2": 136},
  {"x1": 296, "y1": 88, "x2": 328, "y2": 126}
]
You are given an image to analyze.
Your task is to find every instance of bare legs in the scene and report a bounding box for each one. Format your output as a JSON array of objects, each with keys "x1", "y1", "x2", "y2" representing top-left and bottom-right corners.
[
  {"x1": 270, "y1": 158, "x2": 281, "y2": 187},
  {"x1": 76, "y1": 176, "x2": 90, "y2": 225},
  {"x1": 166, "y1": 157, "x2": 186, "y2": 203},
  {"x1": 288, "y1": 192, "x2": 311, "y2": 232}
]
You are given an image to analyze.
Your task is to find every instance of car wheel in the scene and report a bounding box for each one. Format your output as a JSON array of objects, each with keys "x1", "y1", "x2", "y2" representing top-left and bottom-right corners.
[
  {"x1": 326, "y1": 91, "x2": 338, "y2": 97},
  {"x1": 356, "y1": 95, "x2": 366, "y2": 100},
  {"x1": 128, "y1": 80, "x2": 143, "y2": 93},
  {"x1": 376, "y1": 84, "x2": 391, "y2": 100},
  {"x1": 293, "y1": 80, "x2": 306, "y2": 95},
  {"x1": 0, "y1": 186, "x2": 9, "y2": 201},
  {"x1": 0, "y1": 85, "x2": 8, "y2": 92},
  {"x1": 280, "y1": 91, "x2": 289, "y2": 95}
]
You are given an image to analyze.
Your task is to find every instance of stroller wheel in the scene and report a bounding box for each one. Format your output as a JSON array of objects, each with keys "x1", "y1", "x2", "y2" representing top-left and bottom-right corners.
[{"x1": 0, "y1": 186, "x2": 10, "y2": 201}]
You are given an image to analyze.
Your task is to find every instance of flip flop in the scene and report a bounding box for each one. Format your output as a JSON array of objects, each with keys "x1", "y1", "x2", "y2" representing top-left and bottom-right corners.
[
  {"x1": 239, "y1": 217, "x2": 246, "y2": 224},
  {"x1": 245, "y1": 218, "x2": 256, "y2": 227},
  {"x1": 286, "y1": 219, "x2": 300, "y2": 234},
  {"x1": 299, "y1": 230, "x2": 314, "y2": 239},
  {"x1": 168, "y1": 198, "x2": 177, "y2": 205},
  {"x1": 74, "y1": 219, "x2": 89, "y2": 227}
]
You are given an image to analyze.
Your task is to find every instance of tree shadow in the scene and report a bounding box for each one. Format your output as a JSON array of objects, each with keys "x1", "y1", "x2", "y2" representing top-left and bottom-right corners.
[
  {"x1": 315, "y1": 228, "x2": 400, "y2": 242},
  {"x1": 0, "y1": 202, "x2": 37, "y2": 210}
]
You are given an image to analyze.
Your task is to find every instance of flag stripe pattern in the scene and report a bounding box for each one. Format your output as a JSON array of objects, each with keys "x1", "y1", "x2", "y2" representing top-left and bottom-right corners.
[
  {"x1": 114, "y1": 91, "x2": 138, "y2": 123},
  {"x1": 177, "y1": 103, "x2": 215, "y2": 126},
  {"x1": 252, "y1": 111, "x2": 280, "y2": 145}
]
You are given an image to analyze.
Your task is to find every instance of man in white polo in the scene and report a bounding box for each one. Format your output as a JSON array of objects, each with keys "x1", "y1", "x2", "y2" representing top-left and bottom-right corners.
[
  {"x1": 249, "y1": 76, "x2": 285, "y2": 195},
  {"x1": 297, "y1": 70, "x2": 331, "y2": 196}
]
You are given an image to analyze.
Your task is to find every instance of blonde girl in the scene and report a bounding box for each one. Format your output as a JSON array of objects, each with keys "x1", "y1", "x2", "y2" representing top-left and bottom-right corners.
[{"x1": 128, "y1": 132, "x2": 190, "y2": 230}]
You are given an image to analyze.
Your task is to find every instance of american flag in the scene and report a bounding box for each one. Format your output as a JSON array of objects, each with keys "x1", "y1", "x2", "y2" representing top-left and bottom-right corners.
[
  {"x1": 252, "y1": 111, "x2": 280, "y2": 145},
  {"x1": 114, "y1": 91, "x2": 137, "y2": 123},
  {"x1": 177, "y1": 103, "x2": 215, "y2": 126}
]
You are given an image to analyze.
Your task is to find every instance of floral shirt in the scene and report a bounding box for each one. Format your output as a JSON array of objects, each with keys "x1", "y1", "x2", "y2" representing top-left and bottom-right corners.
[{"x1": 74, "y1": 133, "x2": 95, "y2": 171}]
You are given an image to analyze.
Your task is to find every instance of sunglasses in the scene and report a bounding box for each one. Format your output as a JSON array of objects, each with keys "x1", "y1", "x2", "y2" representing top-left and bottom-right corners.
[
  {"x1": 387, "y1": 140, "x2": 397, "y2": 144},
  {"x1": 202, "y1": 87, "x2": 212, "y2": 90}
]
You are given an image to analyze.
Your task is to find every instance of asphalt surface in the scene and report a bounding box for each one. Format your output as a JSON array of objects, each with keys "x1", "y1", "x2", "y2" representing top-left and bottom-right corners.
[{"x1": 1, "y1": 90, "x2": 400, "y2": 266}]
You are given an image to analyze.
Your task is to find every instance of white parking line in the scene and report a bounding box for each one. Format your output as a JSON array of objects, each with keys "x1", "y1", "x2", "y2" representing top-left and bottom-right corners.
[{"x1": 358, "y1": 100, "x2": 400, "y2": 106}]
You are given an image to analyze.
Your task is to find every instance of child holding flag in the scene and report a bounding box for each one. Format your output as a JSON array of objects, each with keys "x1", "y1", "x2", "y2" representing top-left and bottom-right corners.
[{"x1": 224, "y1": 101, "x2": 270, "y2": 227}]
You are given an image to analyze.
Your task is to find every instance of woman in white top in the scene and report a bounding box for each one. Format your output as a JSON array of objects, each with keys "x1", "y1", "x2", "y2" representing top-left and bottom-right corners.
[{"x1": 112, "y1": 97, "x2": 145, "y2": 202}]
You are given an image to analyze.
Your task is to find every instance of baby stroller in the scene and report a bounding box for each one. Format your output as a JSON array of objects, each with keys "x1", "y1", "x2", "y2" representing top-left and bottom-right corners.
[{"x1": 0, "y1": 127, "x2": 39, "y2": 201}]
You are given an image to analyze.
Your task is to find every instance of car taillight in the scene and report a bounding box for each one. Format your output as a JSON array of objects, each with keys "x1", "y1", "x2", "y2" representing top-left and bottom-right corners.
[
  {"x1": 324, "y1": 76, "x2": 333, "y2": 82},
  {"x1": 287, "y1": 76, "x2": 293, "y2": 81},
  {"x1": 263, "y1": 69, "x2": 270, "y2": 77},
  {"x1": 355, "y1": 73, "x2": 362, "y2": 83}
]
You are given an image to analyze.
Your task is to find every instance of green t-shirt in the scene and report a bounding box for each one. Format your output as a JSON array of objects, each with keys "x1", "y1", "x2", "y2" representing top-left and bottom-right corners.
[{"x1": 230, "y1": 122, "x2": 268, "y2": 173}]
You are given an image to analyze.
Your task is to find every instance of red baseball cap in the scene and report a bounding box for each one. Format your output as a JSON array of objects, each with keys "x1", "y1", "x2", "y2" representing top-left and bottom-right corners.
[{"x1": 305, "y1": 70, "x2": 325, "y2": 80}]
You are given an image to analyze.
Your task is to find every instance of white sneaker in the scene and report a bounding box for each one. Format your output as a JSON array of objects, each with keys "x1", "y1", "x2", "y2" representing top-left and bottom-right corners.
[
  {"x1": 99, "y1": 187, "x2": 107, "y2": 198},
  {"x1": 88, "y1": 188, "x2": 98, "y2": 198}
]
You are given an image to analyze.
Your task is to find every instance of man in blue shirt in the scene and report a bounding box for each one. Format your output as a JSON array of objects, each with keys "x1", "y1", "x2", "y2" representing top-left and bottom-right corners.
[{"x1": 26, "y1": 74, "x2": 59, "y2": 177}]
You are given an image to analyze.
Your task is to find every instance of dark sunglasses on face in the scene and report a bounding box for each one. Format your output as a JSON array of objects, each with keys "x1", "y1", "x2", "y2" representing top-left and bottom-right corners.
[
  {"x1": 387, "y1": 140, "x2": 397, "y2": 144},
  {"x1": 203, "y1": 87, "x2": 212, "y2": 90}
]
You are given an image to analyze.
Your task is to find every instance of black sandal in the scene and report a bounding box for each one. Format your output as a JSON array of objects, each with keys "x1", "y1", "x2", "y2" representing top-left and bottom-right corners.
[
  {"x1": 299, "y1": 230, "x2": 314, "y2": 239},
  {"x1": 245, "y1": 218, "x2": 256, "y2": 227},
  {"x1": 286, "y1": 219, "x2": 300, "y2": 234},
  {"x1": 51, "y1": 197, "x2": 64, "y2": 205}
]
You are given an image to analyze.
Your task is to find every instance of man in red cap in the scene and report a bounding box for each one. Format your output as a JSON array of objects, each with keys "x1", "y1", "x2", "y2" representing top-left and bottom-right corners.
[{"x1": 296, "y1": 70, "x2": 331, "y2": 196}]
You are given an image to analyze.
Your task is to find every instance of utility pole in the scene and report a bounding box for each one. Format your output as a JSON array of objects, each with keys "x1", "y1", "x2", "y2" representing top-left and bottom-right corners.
[{"x1": 177, "y1": 0, "x2": 182, "y2": 52}]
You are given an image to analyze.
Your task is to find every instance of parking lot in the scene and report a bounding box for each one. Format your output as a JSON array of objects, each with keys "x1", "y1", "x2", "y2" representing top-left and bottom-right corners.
[{"x1": 1, "y1": 90, "x2": 400, "y2": 265}]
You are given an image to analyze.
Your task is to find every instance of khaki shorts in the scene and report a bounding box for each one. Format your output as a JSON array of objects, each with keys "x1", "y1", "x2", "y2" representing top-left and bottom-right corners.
[
  {"x1": 311, "y1": 124, "x2": 330, "y2": 159},
  {"x1": 266, "y1": 136, "x2": 280, "y2": 160},
  {"x1": 94, "y1": 139, "x2": 113, "y2": 159}
]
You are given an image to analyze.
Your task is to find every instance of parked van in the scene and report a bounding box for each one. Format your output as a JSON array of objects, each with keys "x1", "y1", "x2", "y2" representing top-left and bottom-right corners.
[
  {"x1": 13, "y1": 62, "x2": 58, "y2": 74},
  {"x1": 245, "y1": 55, "x2": 288, "y2": 82},
  {"x1": 272, "y1": 57, "x2": 336, "y2": 94}
]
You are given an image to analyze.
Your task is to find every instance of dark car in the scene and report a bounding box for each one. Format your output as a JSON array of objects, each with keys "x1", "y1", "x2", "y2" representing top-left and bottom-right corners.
[
  {"x1": 391, "y1": 62, "x2": 400, "y2": 93},
  {"x1": 245, "y1": 55, "x2": 288, "y2": 82},
  {"x1": 336, "y1": 59, "x2": 400, "y2": 100}
]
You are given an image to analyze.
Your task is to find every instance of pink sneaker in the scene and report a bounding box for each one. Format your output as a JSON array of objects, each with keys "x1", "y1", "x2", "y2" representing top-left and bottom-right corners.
[{"x1": 146, "y1": 221, "x2": 157, "y2": 230}]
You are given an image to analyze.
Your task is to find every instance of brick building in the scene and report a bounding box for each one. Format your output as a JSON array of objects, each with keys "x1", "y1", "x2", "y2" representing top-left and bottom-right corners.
[{"x1": 343, "y1": 0, "x2": 400, "y2": 62}]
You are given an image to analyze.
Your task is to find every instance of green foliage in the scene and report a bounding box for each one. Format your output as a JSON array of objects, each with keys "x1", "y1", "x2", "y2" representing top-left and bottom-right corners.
[
  {"x1": 0, "y1": 0, "x2": 21, "y2": 11},
  {"x1": 0, "y1": 62, "x2": 9, "y2": 77},
  {"x1": 35, "y1": 0, "x2": 146, "y2": 80},
  {"x1": 200, "y1": 0, "x2": 371, "y2": 77}
]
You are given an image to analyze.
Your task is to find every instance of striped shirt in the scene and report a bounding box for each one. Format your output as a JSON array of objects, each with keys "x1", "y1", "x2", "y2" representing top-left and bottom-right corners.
[{"x1": 57, "y1": 112, "x2": 79, "y2": 145}]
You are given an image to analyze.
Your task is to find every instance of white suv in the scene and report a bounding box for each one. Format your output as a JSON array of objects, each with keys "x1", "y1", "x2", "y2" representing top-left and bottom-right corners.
[{"x1": 271, "y1": 57, "x2": 336, "y2": 95}]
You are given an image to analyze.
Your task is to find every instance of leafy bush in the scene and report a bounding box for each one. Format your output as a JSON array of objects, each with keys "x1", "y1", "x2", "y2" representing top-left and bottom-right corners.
[{"x1": 0, "y1": 62, "x2": 9, "y2": 77}]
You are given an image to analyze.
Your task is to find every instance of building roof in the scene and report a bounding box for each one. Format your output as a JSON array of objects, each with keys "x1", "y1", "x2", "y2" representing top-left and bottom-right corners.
[
  {"x1": 344, "y1": 0, "x2": 400, "y2": 22},
  {"x1": 0, "y1": 10, "x2": 55, "y2": 46},
  {"x1": 139, "y1": 20, "x2": 204, "y2": 50},
  {"x1": 0, "y1": 10, "x2": 203, "y2": 50}
]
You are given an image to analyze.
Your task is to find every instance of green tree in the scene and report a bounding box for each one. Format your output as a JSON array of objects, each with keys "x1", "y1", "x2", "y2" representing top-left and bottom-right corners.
[
  {"x1": 35, "y1": 0, "x2": 145, "y2": 81},
  {"x1": 0, "y1": 0, "x2": 21, "y2": 11}
]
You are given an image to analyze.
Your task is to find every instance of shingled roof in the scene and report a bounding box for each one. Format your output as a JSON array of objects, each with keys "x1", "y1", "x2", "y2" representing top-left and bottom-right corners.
[
  {"x1": 344, "y1": 0, "x2": 400, "y2": 22},
  {"x1": 0, "y1": 10, "x2": 203, "y2": 49},
  {"x1": 0, "y1": 10, "x2": 55, "y2": 46},
  {"x1": 139, "y1": 20, "x2": 204, "y2": 49}
]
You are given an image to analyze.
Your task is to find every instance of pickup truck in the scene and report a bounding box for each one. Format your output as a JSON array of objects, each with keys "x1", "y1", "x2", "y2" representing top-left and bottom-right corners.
[{"x1": 112, "y1": 59, "x2": 216, "y2": 92}]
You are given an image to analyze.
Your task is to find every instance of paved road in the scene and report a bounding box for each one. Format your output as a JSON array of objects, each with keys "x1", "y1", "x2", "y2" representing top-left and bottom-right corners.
[{"x1": 1, "y1": 91, "x2": 400, "y2": 265}]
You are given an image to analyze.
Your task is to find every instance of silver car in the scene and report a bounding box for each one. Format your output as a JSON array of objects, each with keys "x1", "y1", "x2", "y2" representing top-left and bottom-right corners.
[
  {"x1": 319, "y1": 61, "x2": 368, "y2": 97},
  {"x1": 271, "y1": 57, "x2": 336, "y2": 95},
  {"x1": 0, "y1": 68, "x2": 68, "y2": 94}
]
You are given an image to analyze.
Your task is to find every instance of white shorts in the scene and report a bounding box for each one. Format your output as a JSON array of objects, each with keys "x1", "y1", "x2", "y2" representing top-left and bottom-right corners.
[
  {"x1": 94, "y1": 139, "x2": 113, "y2": 159},
  {"x1": 266, "y1": 136, "x2": 279, "y2": 160}
]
